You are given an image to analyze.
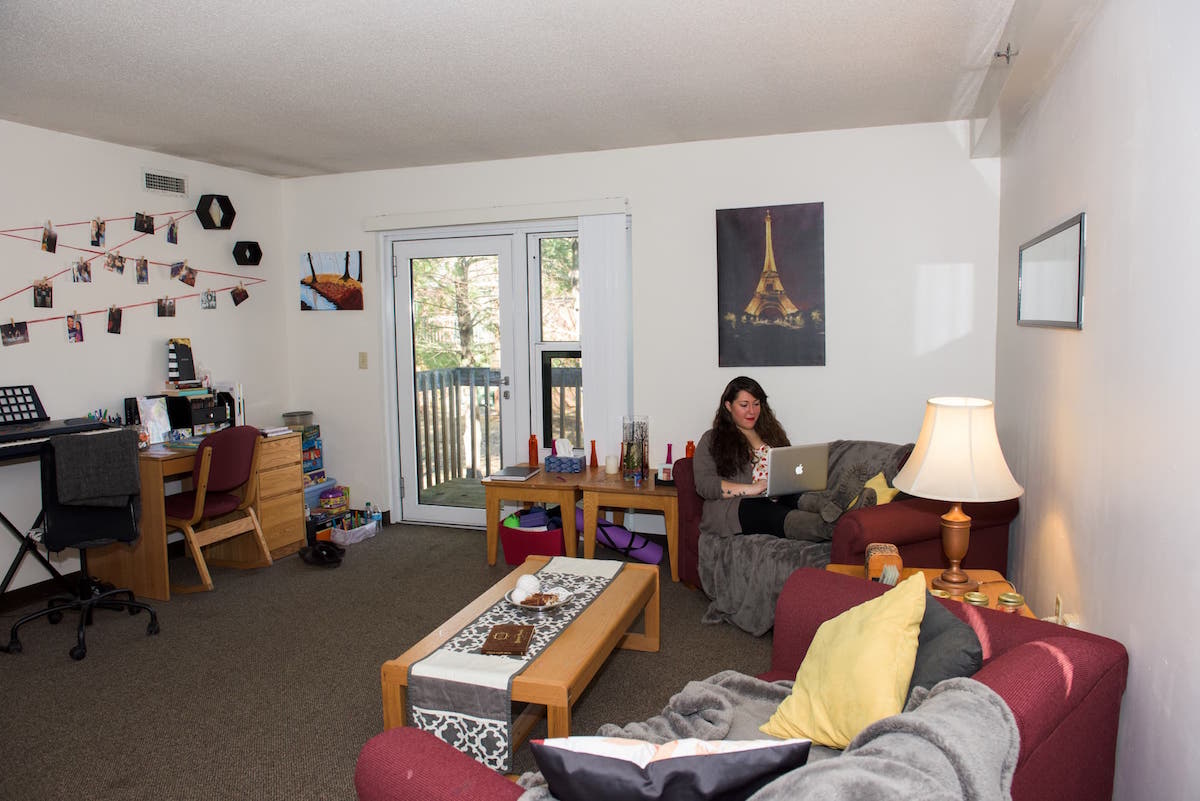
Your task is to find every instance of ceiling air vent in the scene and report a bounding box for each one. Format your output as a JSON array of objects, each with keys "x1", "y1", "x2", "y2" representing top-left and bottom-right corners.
[{"x1": 143, "y1": 170, "x2": 187, "y2": 196}]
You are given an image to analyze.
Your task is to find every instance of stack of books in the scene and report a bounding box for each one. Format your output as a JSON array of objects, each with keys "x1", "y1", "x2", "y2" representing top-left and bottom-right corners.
[{"x1": 261, "y1": 426, "x2": 292, "y2": 437}]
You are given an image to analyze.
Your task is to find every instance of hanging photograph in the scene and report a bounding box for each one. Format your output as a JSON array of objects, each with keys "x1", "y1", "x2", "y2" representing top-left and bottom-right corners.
[
  {"x1": 300, "y1": 250, "x2": 364, "y2": 311},
  {"x1": 179, "y1": 265, "x2": 197, "y2": 286},
  {"x1": 33, "y1": 279, "x2": 52, "y2": 308},
  {"x1": 1, "y1": 320, "x2": 29, "y2": 347},
  {"x1": 105, "y1": 252, "x2": 125, "y2": 274},
  {"x1": 41, "y1": 220, "x2": 57, "y2": 253},
  {"x1": 134, "y1": 212, "x2": 155, "y2": 234},
  {"x1": 66, "y1": 312, "x2": 84, "y2": 343},
  {"x1": 167, "y1": 217, "x2": 179, "y2": 244},
  {"x1": 72, "y1": 258, "x2": 92, "y2": 283},
  {"x1": 715, "y1": 202, "x2": 825, "y2": 367},
  {"x1": 156, "y1": 297, "x2": 176, "y2": 317},
  {"x1": 90, "y1": 217, "x2": 105, "y2": 247},
  {"x1": 136, "y1": 257, "x2": 149, "y2": 284},
  {"x1": 231, "y1": 285, "x2": 250, "y2": 306},
  {"x1": 201, "y1": 289, "x2": 217, "y2": 309},
  {"x1": 107, "y1": 306, "x2": 122, "y2": 334},
  {"x1": 169, "y1": 260, "x2": 186, "y2": 279}
]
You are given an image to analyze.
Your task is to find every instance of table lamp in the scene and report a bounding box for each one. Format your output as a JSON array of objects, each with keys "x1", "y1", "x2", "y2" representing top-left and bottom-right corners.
[{"x1": 892, "y1": 397, "x2": 1024, "y2": 594}]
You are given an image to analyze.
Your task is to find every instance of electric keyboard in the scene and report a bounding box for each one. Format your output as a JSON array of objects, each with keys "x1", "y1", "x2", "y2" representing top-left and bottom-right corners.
[
  {"x1": 0, "y1": 385, "x2": 112, "y2": 460},
  {"x1": 0, "y1": 418, "x2": 113, "y2": 460}
]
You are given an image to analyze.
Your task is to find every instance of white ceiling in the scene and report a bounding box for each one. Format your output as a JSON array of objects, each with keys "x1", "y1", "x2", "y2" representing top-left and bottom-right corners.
[{"x1": 0, "y1": 0, "x2": 1092, "y2": 179}]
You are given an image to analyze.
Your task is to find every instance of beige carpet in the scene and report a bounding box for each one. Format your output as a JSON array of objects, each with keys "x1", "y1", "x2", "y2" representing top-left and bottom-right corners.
[{"x1": 0, "y1": 524, "x2": 773, "y2": 801}]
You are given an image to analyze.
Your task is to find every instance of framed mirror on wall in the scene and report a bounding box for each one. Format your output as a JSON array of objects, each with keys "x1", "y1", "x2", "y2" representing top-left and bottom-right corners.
[{"x1": 1018, "y1": 212, "x2": 1085, "y2": 329}]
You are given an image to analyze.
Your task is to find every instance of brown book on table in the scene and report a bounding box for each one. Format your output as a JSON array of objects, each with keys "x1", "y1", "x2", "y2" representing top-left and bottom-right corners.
[{"x1": 481, "y1": 624, "x2": 536, "y2": 656}]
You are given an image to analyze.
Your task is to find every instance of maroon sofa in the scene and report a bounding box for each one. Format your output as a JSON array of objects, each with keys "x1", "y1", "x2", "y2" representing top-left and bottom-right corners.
[
  {"x1": 354, "y1": 569, "x2": 1128, "y2": 801},
  {"x1": 672, "y1": 455, "x2": 1020, "y2": 588}
]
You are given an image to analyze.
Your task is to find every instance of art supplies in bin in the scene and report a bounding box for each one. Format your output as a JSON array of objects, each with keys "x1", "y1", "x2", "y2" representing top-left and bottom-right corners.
[{"x1": 330, "y1": 508, "x2": 378, "y2": 546}]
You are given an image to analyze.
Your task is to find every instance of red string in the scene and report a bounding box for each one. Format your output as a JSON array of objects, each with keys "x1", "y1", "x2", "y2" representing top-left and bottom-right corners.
[{"x1": 1, "y1": 210, "x2": 266, "y2": 321}]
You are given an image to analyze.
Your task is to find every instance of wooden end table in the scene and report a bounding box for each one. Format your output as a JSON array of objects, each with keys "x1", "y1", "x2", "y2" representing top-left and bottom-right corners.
[
  {"x1": 577, "y1": 473, "x2": 679, "y2": 582},
  {"x1": 380, "y1": 556, "x2": 659, "y2": 747},
  {"x1": 825, "y1": 564, "x2": 1036, "y2": 618},
  {"x1": 481, "y1": 466, "x2": 608, "y2": 564}
]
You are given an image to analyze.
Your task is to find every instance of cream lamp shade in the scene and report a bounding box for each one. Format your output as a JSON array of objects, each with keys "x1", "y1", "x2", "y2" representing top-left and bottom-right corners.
[
  {"x1": 892, "y1": 397, "x2": 1023, "y2": 503},
  {"x1": 892, "y1": 397, "x2": 1023, "y2": 594}
]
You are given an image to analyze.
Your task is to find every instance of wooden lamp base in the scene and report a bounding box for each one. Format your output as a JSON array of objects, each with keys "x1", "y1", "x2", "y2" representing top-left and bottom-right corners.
[{"x1": 931, "y1": 502, "x2": 979, "y2": 595}]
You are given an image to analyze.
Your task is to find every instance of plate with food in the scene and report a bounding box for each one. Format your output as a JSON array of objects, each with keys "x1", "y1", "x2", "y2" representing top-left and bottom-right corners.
[{"x1": 505, "y1": 575, "x2": 573, "y2": 610}]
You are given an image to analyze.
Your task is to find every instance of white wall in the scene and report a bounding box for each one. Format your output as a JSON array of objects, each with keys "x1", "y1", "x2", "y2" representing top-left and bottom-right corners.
[
  {"x1": 995, "y1": 1, "x2": 1200, "y2": 799},
  {"x1": 0, "y1": 121, "x2": 287, "y2": 590},
  {"x1": 283, "y1": 121, "x2": 1002, "y2": 511}
]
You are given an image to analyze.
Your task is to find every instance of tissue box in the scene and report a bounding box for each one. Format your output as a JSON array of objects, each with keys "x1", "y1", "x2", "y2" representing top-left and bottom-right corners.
[{"x1": 544, "y1": 455, "x2": 585, "y2": 473}]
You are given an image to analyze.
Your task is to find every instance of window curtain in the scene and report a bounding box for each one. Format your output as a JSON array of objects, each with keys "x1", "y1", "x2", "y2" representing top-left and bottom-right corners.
[{"x1": 578, "y1": 213, "x2": 631, "y2": 460}]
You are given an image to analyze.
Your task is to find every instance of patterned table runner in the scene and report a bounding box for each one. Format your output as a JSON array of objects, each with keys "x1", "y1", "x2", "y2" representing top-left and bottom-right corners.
[{"x1": 407, "y1": 557, "x2": 624, "y2": 771}]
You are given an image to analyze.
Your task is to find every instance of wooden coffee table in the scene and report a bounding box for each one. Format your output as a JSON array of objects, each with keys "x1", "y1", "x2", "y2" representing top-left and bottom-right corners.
[
  {"x1": 825, "y1": 564, "x2": 1036, "y2": 618},
  {"x1": 380, "y1": 556, "x2": 659, "y2": 747}
]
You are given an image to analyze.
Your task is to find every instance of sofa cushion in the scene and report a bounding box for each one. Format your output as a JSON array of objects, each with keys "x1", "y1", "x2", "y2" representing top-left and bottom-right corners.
[
  {"x1": 846, "y1": 471, "x2": 901, "y2": 510},
  {"x1": 530, "y1": 736, "x2": 811, "y2": 801},
  {"x1": 759, "y1": 572, "x2": 925, "y2": 748},
  {"x1": 907, "y1": 593, "x2": 983, "y2": 701}
]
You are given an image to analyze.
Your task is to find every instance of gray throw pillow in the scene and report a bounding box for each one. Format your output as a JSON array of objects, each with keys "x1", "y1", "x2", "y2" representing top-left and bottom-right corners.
[{"x1": 906, "y1": 593, "x2": 983, "y2": 702}]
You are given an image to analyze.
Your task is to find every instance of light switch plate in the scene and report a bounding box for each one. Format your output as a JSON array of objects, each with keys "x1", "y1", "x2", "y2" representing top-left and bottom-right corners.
[{"x1": 358, "y1": 351, "x2": 368, "y2": 369}]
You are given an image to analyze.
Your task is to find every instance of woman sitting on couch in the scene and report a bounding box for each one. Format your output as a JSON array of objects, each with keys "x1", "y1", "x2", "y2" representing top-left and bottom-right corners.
[{"x1": 693, "y1": 375, "x2": 816, "y2": 541}]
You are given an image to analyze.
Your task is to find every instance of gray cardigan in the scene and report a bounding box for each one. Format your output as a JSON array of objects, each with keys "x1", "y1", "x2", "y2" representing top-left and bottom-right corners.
[{"x1": 692, "y1": 429, "x2": 753, "y2": 541}]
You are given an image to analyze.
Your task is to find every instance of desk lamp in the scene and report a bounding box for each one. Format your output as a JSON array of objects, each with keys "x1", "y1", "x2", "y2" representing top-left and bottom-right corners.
[{"x1": 892, "y1": 397, "x2": 1023, "y2": 594}]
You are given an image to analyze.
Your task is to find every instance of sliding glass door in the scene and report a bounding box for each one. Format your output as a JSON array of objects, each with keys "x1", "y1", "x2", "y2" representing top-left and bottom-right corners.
[{"x1": 392, "y1": 236, "x2": 522, "y2": 526}]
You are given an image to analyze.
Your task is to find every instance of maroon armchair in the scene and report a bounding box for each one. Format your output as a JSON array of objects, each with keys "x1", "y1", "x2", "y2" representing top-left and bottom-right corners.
[
  {"x1": 671, "y1": 456, "x2": 1019, "y2": 588},
  {"x1": 354, "y1": 568, "x2": 1128, "y2": 801}
]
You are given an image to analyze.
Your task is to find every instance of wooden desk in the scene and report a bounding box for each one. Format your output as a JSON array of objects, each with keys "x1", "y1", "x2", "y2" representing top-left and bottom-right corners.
[
  {"x1": 380, "y1": 556, "x2": 659, "y2": 745},
  {"x1": 88, "y1": 433, "x2": 304, "y2": 601},
  {"x1": 825, "y1": 564, "x2": 1036, "y2": 618},
  {"x1": 482, "y1": 466, "x2": 609, "y2": 565},
  {"x1": 578, "y1": 473, "x2": 679, "y2": 582}
]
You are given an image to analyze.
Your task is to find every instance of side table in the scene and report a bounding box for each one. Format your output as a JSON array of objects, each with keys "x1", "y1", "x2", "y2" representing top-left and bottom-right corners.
[
  {"x1": 824, "y1": 564, "x2": 1035, "y2": 618},
  {"x1": 481, "y1": 466, "x2": 607, "y2": 564},
  {"x1": 578, "y1": 474, "x2": 679, "y2": 582}
]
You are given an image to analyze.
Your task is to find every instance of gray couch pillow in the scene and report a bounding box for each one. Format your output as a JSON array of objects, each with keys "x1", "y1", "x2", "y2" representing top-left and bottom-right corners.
[{"x1": 906, "y1": 593, "x2": 983, "y2": 702}]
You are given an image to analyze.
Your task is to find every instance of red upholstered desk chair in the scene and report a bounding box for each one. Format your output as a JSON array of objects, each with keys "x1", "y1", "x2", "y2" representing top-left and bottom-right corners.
[{"x1": 164, "y1": 425, "x2": 272, "y2": 593}]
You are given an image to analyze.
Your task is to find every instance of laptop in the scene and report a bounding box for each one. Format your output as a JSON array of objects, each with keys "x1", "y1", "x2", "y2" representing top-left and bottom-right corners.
[{"x1": 765, "y1": 443, "x2": 829, "y2": 496}]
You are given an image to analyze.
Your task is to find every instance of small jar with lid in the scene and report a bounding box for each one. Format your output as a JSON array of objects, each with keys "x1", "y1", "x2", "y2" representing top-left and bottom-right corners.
[
  {"x1": 997, "y1": 592, "x2": 1025, "y2": 613},
  {"x1": 963, "y1": 591, "x2": 990, "y2": 608},
  {"x1": 929, "y1": 588, "x2": 951, "y2": 600}
]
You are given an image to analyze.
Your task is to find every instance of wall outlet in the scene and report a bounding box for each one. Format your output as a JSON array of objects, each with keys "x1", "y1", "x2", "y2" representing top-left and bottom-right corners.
[
  {"x1": 358, "y1": 351, "x2": 368, "y2": 369},
  {"x1": 1054, "y1": 593, "x2": 1063, "y2": 625}
]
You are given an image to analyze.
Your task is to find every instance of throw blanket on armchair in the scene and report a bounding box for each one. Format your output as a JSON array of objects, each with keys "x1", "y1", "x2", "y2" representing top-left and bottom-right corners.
[
  {"x1": 516, "y1": 672, "x2": 1017, "y2": 801},
  {"x1": 699, "y1": 440, "x2": 913, "y2": 635}
]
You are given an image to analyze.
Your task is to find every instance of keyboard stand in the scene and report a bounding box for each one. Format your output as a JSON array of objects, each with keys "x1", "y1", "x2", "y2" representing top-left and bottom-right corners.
[{"x1": 0, "y1": 509, "x2": 71, "y2": 597}]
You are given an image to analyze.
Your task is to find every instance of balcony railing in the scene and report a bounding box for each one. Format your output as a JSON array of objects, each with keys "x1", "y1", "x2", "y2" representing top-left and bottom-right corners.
[{"x1": 413, "y1": 367, "x2": 582, "y2": 491}]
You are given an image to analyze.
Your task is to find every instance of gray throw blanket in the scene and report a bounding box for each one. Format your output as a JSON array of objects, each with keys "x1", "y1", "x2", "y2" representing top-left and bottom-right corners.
[
  {"x1": 517, "y1": 672, "x2": 1017, "y2": 801},
  {"x1": 52, "y1": 428, "x2": 140, "y2": 507},
  {"x1": 699, "y1": 440, "x2": 914, "y2": 636},
  {"x1": 699, "y1": 534, "x2": 832, "y2": 636}
]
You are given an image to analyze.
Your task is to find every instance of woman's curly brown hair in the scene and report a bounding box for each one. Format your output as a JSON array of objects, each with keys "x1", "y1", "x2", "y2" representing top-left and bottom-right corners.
[{"x1": 708, "y1": 376, "x2": 790, "y2": 478}]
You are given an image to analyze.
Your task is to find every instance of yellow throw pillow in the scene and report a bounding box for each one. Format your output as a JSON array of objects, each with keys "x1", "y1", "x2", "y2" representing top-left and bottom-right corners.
[
  {"x1": 759, "y1": 573, "x2": 926, "y2": 748},
  {"x1": 865, "y1": 471, "x2": 901, "y2": 505},
  {"x1": 846, "y1": 472, "x2": 900, "y2": 510}
]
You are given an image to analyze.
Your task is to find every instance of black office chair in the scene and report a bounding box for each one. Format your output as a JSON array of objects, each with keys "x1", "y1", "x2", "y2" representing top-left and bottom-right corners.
[{"x1": 0, "y1": 431, "x2": 159, "y2": 660}]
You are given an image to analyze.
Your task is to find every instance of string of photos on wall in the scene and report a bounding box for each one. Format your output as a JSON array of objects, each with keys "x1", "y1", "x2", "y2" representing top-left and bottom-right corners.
[{"x1": 0, "y1": 195, "x2": 264, "y2": 347}]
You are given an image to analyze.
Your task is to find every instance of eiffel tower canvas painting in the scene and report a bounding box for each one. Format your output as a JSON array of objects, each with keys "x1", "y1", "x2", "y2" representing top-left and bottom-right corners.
[{"x1": 715, "y1": 203, "x2": 825, "y2": 366}]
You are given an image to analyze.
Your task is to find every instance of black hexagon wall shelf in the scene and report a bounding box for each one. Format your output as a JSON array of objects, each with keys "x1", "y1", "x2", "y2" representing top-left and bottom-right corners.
[
  {"x1": 232, "y1": 241, "x2": 262, "y2": 266},
  {"x1": 195, "y1": 194, "x2": 236, "y2": 230}
]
